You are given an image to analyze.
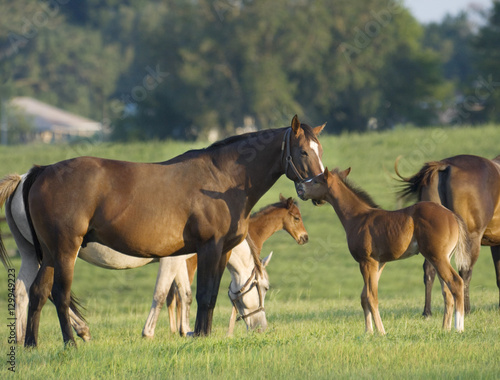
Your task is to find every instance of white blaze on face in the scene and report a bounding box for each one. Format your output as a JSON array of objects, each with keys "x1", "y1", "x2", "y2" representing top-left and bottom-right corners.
[{"x1": 310, "y1": 141, "x2": 325, "y2": 172}]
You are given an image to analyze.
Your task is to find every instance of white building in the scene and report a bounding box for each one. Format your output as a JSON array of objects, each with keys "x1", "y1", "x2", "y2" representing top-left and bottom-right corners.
[{"x1": 8, "y1": 97, "x2": 102, "y2": 143}]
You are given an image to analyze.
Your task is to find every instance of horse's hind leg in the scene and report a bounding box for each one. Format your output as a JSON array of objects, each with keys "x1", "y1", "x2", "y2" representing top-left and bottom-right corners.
[
  {"x1": 14, "y1": 243, "x2": 39, "y2": 344},
  {"x1": 174, "y1": 261, "x2": 193, "y2": 336},
  {"x1": 51, "y1": 253, "x2": 79, "y2": 347},
  {"x1": 491, "y1": 245, "x2": 500, "y2": 309},
  {"x1": 432, "y1": 260, "x2": 464, "y2": 331},
  {"x1": 166, "y1": 284, "x2": 178, "y2": 334},
  {"x1": 423, "y1": 259, "x2": 436, "y2": 317},
  {"x1": 459, "y1": 237, "x2": 481, "y2": 314},
  {"x1": 359, "y1": 261, "x2": 386, "y2": 335},
  {"x1": 437, "y1": 276, "x2": 454, "y2": 330},
  {"x1": 25, "y1": 261, "x2": 54, "y2": 347},
  {"x1": 142, "y1": 257, "x2": 180, "y2": 338}
]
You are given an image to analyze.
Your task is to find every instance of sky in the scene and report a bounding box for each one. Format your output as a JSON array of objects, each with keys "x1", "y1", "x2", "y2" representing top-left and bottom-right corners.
[{"x1": 404, "y1": 0, "x2": 494, "y2": 23}]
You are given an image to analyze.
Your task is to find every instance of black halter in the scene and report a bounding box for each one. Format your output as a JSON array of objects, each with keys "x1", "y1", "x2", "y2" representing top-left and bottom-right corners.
[{"x1": 281, "y1": 128, "x2": 305, "y2": 182}]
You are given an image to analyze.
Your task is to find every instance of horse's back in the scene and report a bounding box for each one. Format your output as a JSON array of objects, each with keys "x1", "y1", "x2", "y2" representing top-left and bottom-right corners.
[{"x1": 26, "y1": 157, "x2": 209, "y2": 257}]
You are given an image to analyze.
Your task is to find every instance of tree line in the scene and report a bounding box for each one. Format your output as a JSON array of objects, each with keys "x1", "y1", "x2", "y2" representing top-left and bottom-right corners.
[{"x1": 0, "y1": 0, "x2": 499, "y2": 141}]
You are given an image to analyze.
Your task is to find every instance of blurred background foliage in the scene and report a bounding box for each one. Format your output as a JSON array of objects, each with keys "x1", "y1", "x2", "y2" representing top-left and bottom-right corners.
[{"x1": 0, "y1": 0, "x2": 499, "y2": 140}]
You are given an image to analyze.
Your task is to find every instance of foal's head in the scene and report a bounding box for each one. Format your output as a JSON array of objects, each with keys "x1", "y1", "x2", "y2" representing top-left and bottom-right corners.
[
  {"x1": 278, "y1": 194, "x2": 308, "y2": 245},
  {"x1": 296, "y1": 167, "x2": 351, "y2": 202},
  {"x1": 284, "y1": 115, "x2": 326, "y2": 186}
]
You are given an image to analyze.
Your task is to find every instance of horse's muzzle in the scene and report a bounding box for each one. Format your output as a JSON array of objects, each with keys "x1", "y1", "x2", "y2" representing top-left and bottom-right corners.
[
  {"x1": 298, "y1": 234, "x2": 309, "y2": 245},
  {"x1": 295, "y1": 182, "x2": 307, "y2": 200}
]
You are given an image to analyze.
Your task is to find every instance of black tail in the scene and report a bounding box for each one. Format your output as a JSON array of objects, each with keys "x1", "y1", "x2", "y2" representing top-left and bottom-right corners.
[
  {"x1": 395, "y1": 159, "x2": 446, "y2": 202},
  {"x1": 22, "y1": 165, "x2": 87, "y2": 324},
  {"x1": 48, "y1": 292, "x2": 87, "y2": 324}
]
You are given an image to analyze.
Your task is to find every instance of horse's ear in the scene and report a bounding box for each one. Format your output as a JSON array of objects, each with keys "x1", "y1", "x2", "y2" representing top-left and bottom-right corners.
[
  {"x1": 324, "y1": 167, "x2": 330, "y2": 180},
  {"x1": 262, "y1": 251, "x2": 273, "y2": 267},
  {"x1": 313, "y1": 122, "x2": 326, "y2": 136},
  {"x1": 291, "y1": 115, "x2": 301, "y2": 136},
  {"x1": 279, "y1": 193, "x2": 287, "y2": 204},
  {"x1": 339, "y1": 167, "x2": 351, "y2": 179},
  {"x1": 286, "y1": 197, "x2": 294, "y2": 209}
]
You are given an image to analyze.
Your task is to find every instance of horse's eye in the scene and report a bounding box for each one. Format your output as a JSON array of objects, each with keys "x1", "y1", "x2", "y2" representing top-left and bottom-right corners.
[
  {"x1": 301, "y1": 150, "x2": 308, "y2": 156},
  {"x1": 294, "y1": 216, "x2": 300, "y2": 222}
]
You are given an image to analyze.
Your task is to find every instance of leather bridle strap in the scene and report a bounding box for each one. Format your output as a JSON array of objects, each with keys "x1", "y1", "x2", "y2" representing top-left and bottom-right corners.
[
  {"x1": 281, "y1": 128, "x2": 305, "y2": 182},
  {"x1": 228, "y1": 267, "x2": 265, "y2": 322}
]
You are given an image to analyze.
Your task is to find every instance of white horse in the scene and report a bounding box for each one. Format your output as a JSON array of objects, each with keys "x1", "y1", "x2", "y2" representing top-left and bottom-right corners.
[{"x1": 1, "y1": 174, "x2": 272, "y2": 343}]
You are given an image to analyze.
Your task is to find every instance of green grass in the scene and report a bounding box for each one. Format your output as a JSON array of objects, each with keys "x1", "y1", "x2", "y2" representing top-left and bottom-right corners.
[{"x1": 0, "y1": 125, "x2": 499, "y2": 378}]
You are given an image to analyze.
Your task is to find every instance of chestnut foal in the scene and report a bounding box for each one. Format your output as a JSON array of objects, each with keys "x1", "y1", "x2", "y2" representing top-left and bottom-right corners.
[{"x1": 297, "y1": 167, "x2": 470, "y2": 334}]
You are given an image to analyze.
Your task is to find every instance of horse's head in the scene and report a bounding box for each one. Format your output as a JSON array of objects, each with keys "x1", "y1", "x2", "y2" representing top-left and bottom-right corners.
[
  {"x1": 297, "y1": 167, "x2": 351, "y2": 202},
  {"x1": 228, "y1": 251, "x2": 272, "y2": 332},
  {"x1": 279, "y1": 194, "x2": 308, "y2": 245},
  {"x1": 282, "y1": 115, "x2": 326, "y2": 195}
]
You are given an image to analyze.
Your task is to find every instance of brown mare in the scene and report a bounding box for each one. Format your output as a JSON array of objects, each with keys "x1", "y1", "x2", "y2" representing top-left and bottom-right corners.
[
  {"x1": 165, "y1": 194, "x2": 308, "y2": 334},
  {"x1": 396, "y1": 154, "x2": 500, "y2": 316},
  {"x1": 15, "y1": 115, "x2": 325, "y2": 347},
  {"x1": 297, "y1": 167, "x2": 470, "y2": 334}
]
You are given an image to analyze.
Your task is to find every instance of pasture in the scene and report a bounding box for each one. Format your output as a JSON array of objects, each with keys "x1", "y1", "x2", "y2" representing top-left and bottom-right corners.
[{"x1": 0, "y1": 124, "x2": 499, "y2": 378}]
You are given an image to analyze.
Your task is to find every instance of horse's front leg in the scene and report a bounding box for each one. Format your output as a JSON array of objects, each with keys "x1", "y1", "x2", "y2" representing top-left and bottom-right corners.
[
  {"x1": 359, "y1": 260, "x2": 386, "y2": 335},
  {"x1": 194, "y1": 241, "x2": 228, "y2": 336},
  {"x1": 491, "y1": 245, "x2": 500, "y2": 309},
  {"x1": 142, "y1": 257, "x2": 180, "y2": 338}
]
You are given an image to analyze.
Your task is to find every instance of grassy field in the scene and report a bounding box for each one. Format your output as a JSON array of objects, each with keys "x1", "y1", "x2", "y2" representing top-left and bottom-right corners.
[{"x1": 0, "y1": 124, "x2": 499, "y2": 379}]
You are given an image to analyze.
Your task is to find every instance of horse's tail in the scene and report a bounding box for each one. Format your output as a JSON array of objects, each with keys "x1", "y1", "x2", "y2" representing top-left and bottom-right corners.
[
  {"x1": 0, "y1": 173, "x2": 23, "y2": 269},
  {"x1": 453, "y1": 214, "x2": 472, "y2": 272},
  {"x1": 22, "y1": 165, "x2": 47, "y2": 265},
  {"x1": 395, "y1": 157, "x2": 447, "y2": 202},
  {"x1": 22, "y1": 165, "x2": 87, "y2": 323}
]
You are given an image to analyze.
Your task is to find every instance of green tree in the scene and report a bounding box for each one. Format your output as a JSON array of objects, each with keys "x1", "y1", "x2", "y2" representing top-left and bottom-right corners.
[{"x1": 472, "y1": 1, "x2": 500, "y2": 123}]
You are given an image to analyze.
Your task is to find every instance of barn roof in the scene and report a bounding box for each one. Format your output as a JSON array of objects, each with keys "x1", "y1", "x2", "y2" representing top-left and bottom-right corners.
[{"x1": 9, "y1": 97, "x2": 101, "y2": 135}]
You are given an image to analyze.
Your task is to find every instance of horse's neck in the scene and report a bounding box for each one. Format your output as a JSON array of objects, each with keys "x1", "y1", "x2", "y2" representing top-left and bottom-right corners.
[
  {"x1": 248, "y1": 209, "x2": 284, "y2": 251},
  {"x1": 327, "y1": 183, "x2": 371, "y2": 229},
  {"x1": 227, "y1": 240, "x2": 254, "y2": 289},
  {"x1": 234, "y1": 129, "x2": 287, "y2": 213}
]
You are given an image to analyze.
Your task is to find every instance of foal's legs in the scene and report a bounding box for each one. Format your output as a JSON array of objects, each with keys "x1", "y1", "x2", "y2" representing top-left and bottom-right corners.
[
  {"x1": 422, "y1": 259, "x2": 436, "y2": 317},
  {"x1": 491, "y1": 245, "x2": 500, "y2": 309},
  {"x1": 428, "y1": 258, "x2": 464, "y2": 331},
  {"x1": 142, "y1": 257, "x2": 181, "y2": 338},
  {"x1": 359, "y1": 261, "x2": 386, "y2": 335}
]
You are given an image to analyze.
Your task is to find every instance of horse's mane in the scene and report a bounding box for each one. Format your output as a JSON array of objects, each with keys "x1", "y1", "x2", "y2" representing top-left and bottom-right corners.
[
  {"x1": 333, "y1": 169, "x2": 380, "y2": 209},
  {"x1": 246, "y1": 234, "x2": 264, "y2": 275},
  {"x1": 207, "y1": 122, "x2": 319, "y2": 150},
  {"x1": 163, "y1": 123, "x2": 318, "y2": 165},
  {"x1": 250, "y1": 198, "x2": 297, "y2": 218}
]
